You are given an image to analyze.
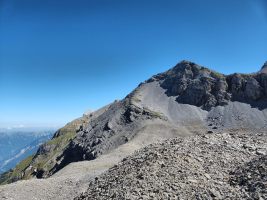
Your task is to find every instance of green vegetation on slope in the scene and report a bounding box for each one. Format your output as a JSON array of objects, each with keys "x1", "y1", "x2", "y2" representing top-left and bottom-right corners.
[
  {"x1": 0, "y1": 115, "x2": 90, "y2": 185},
  {"x1": 0, "y1": 155, "x2": 34, "y2": 185}
]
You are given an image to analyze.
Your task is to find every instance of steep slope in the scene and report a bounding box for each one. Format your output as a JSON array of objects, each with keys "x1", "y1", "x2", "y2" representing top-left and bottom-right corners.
[
  {"x1": 0, "y1": 114, "x2": 91, "y2": 184},
  {"x1": 76, "y1": 131, "x2": 267, "y2": 200},
  {"x1": 54, "y1": 60, "x2": 267, "y2": 178},
  {"x1": 0, "y1": 134, "x2": 52, "y2": 174},
  {"x1": 152, "y1": 61, "x2": 267, "y2": 110},
  {"x1": 0, "y1": 130, "x2": 53, "y2": 172},
  {"x1": 260, "y1": 61, "x2": 267, "y2": 74},
  {"x1": 0, "y1": 119, "x2": 191, "y2": 200},
  {"x1": 3, "y1": 60, "x2": 267, "y2": 185}
]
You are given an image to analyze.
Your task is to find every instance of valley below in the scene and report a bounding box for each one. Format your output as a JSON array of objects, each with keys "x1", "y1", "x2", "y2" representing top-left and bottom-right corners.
[{"x1": 0, "y1": 129, "x2": 54, "y2": 176}]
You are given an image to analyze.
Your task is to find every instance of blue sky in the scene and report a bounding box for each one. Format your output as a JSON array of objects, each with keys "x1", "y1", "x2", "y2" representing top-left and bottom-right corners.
[{"x1": 0, "y1": 0, "x2": 267, "y2": 128}]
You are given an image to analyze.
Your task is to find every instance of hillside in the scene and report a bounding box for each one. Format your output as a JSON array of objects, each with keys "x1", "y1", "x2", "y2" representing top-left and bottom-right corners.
[
  {"x1": 0, "y1": 116, "x2": 91, "y2": 184},
  {"x1": 3, "y1": 60, "x2": 267, "y2": 184},
  {"x1": 1, "y1": 60, "x2": 267, "y2": 200},
  {"x1": 0, "y1": 130, "x2": 53, "y2": 176}
]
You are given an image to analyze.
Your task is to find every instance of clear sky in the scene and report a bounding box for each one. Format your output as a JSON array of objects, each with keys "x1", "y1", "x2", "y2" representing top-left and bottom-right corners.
[{"x1": 0, "y1": 0, "x2": 267, "y2": 128}]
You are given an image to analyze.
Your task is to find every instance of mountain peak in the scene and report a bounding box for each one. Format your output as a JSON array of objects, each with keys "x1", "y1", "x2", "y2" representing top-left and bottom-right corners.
[
  {"x1": 171, "y1": 60, "x2": 202, "y2": 71},
  {"x1": 148, "y1": 60, "x2": 267, "y2": 111},
  {"x1": 262, "y1": 61, "x2": 267, "y2": 69},
  {"x1": 260, "y1": 61, "x2": 267, "y2": 73}
]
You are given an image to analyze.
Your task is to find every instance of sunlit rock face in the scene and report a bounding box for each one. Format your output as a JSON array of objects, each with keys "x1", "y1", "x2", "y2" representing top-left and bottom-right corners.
[{"x1": 150, "y1": 61, "x2": 267, "y2": 110}]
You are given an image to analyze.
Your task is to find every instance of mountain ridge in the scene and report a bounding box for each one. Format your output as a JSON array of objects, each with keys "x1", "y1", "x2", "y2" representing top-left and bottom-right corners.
[
  {"x1": 1, "y1": 60, "x2": 267, "y2": 186},
  {"x1": 147, "y1": 60, "x2": 267, "y2": 110},
  {"x1": 261, "y1": 61, "x2": 267, "y2": 73}
]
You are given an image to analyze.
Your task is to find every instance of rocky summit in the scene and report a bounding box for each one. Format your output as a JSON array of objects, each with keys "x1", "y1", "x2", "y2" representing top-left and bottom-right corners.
[
  {"x1": 1, "y1": 61, "x2": 267, "y2": 200},
  {"x1": 261, "y1": 62, "x2": 267, "y2": 74},
  {"x1": 150, "y1": 60, "x2": 267, "y2": 110}
]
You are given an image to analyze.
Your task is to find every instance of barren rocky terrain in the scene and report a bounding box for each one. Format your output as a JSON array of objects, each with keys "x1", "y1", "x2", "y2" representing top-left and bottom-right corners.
[
  {"x1": 1, "y1": 60, "x2": 267, "y2": 200},
  {"x1": 0, "y1": 119, "x2": 195, "y2": 200},
  {"x1": 76, "y1": 131, "x2": 267, "y2": 200}
]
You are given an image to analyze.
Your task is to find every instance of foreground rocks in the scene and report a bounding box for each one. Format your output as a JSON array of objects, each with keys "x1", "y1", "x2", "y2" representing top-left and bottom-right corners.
[
  {"x1": 76, "y1": 131, "x2": 267, "y2": 200},
  {"x1": 230, "y1": 155, "x2": 267, "y2": 199}
]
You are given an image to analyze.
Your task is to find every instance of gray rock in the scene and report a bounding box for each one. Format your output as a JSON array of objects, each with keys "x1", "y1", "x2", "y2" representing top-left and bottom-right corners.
[
  {"x1": 157, "y1": 61, "x2": 267, "y2": 110},
  {"x1": 75, "y1": 132, "x2": 267, "y2": 200}
]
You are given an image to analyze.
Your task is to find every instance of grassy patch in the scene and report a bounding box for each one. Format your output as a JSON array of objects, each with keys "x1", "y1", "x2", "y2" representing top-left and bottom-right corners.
[
  {"x1": 130, "y1": 96, "x2": 142, "y2": 103},
  {"x1": 211, "y1": 71, "x2": 224, "y2": 79},
  {"x1": 15, "y1": 155, "x2": 34, "y2": 173},
  {"x1": 0, "y1": 114, "x2": 91, "y2": 184},
  {"x1": 46, "y1": 131, "x2": 75, "y2": 146},
  {"x1": 0, "y1": 171, "x2": 12, "y2": 185},
  {"x1": 0, "y1": 127, "x2": 78, "y2": 185},
  {"x1": 143, "y1": 107, "x2": 166, "y2": 120},
  {"x1": 0, "y1": 155, "x2": 34, "y2": 185},
  {"x1": 31, "y1": 131, "x2": 76, "y2": 171}
]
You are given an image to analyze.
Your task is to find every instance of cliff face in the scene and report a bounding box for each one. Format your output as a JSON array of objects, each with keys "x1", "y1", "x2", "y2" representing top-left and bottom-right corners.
[
  {"x1": 2, "y1": 60, "x2": 267, "y2": 184},
  {"x1": 1, "y1": 96, "x2": 166, "y2": 182},
  {"x1": 149, "y1": 61, "x2": 267, "y2": 110},
  {"x1": 42, "y1": 99, "x2": 165, "y2": 177}
]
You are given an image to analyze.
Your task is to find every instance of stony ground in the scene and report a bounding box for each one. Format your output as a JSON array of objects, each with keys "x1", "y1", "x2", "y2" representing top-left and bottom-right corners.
[
  {"x1": 76, "y1": 131, "x2": 267, "y2": 200},
  {"x1": 0, "y1": 156, "x2": 115, "y2": 200},
  {"x1": 0, "y1": 120, "x2": 195, "y2": 200}
]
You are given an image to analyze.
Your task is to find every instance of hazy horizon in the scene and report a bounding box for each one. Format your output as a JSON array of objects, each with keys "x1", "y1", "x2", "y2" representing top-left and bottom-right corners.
[
  {"x1": 1, "y1": 0, "x2": 267, "y2": 127},
  {"x1": 0, "y1": 123, "x2": 62, "y2": 130}
]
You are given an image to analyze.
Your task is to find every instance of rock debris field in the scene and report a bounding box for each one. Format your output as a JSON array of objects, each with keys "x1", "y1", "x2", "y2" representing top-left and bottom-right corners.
[{"x1": 76, "y1": 131, "x2": 267, "y2": 200}]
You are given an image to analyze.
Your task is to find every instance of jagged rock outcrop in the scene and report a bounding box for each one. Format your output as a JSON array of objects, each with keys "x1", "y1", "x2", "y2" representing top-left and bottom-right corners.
[
  {"x1": 1, "y1": 96, "x2": 168, "y2": 181},
  {"x1": 260, "y1": 62, "x2": 267, "y2": 73},
  {"x1": 149, "y1": 61, "x2": 267, "y2": 110},
  {"x1": 48, "y1": 99, "x2": 166, "y2": 176}
]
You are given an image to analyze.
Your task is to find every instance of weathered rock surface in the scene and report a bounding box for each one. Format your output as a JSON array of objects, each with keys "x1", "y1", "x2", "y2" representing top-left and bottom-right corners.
[
  {"x1": 76, "y1": 131, "x2": 267, "y2": 200},
  {"x1": 150, "y1": 61, "x2": 267, "y2": 110},
  {"x1": 0, "y1": 119, "x2": 195, "y2": 200},
  {"x1": 2, "y1": 60, "x2": 267, "y2": 192},
  {"x1": 230, "y1": 155, "x2": 267, "y2": 199}
]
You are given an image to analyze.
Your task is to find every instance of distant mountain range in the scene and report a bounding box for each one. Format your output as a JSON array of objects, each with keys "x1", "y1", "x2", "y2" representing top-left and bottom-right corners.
[{"x1": 0, "y1": 129, "x2": 54, "y2": 173}]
